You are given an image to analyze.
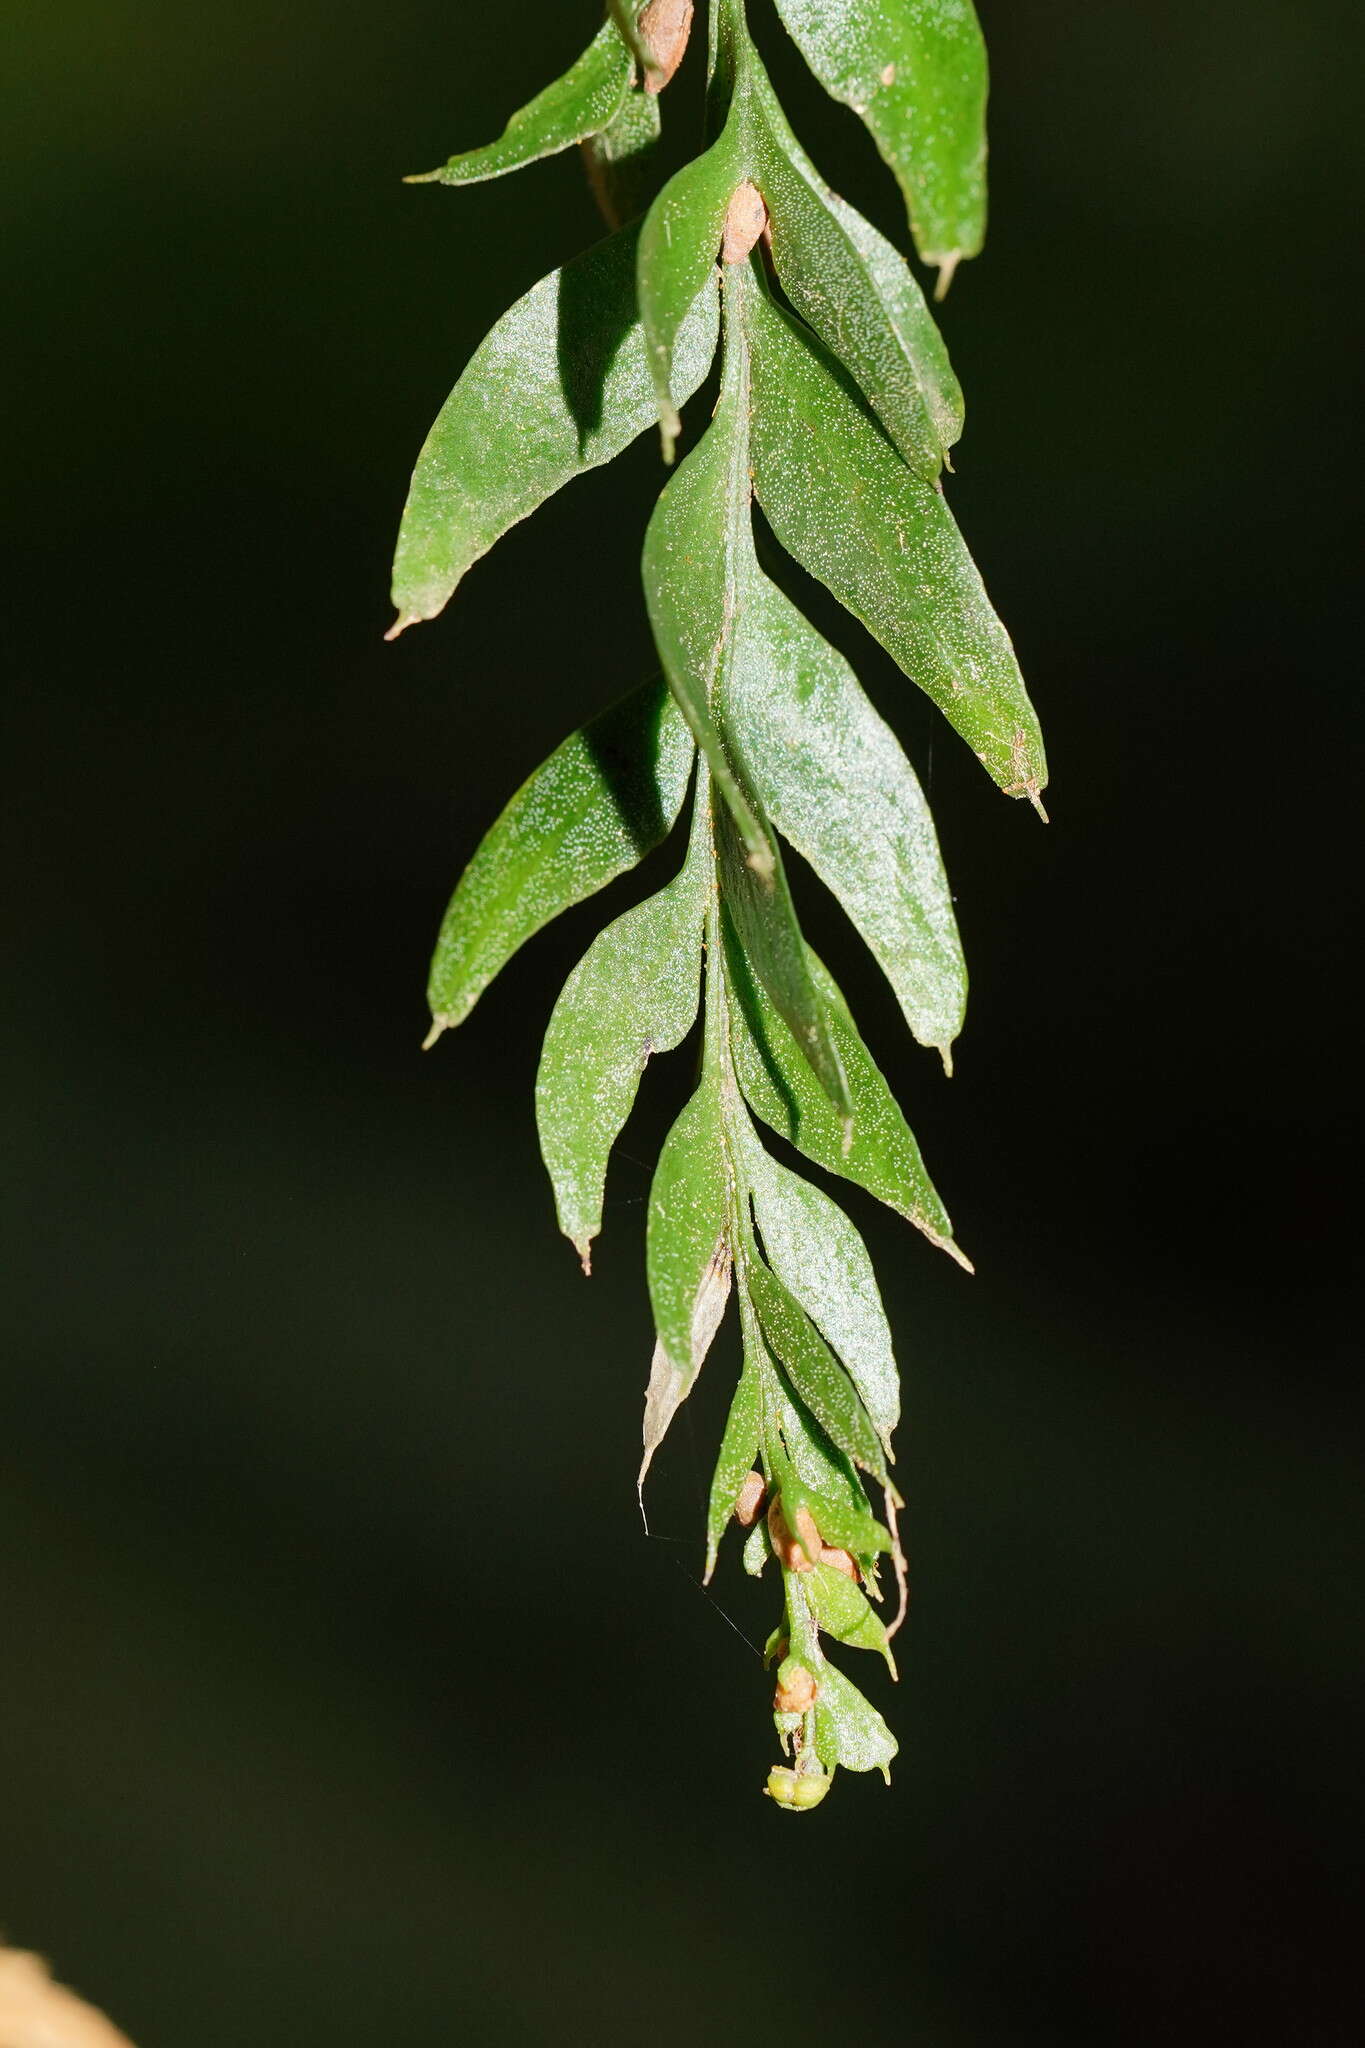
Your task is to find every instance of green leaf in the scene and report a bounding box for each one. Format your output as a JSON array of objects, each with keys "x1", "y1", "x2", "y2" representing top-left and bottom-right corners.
[
  {"x1": 721, "y1": 561, "x2": 965, "y2": 1063},
  {"x1": 713, "y1": 793, "x2": 852, "y2": 1128},
  {"x1": 646, "y1": 1065, "x2": 732, "y2": 1385},
  {"x1": 742, "y1": 1516, "x2": 772, "y2": 1577},
  {"x1": 390, "y1": 222, "x2": 719, "y2": 633},
  {"x1": 427, "y1": 678, "x2": 694, "y2": 1033},
  {"x1": 807, "y1": 1559, "x2": 895, "y2": 1673},
  {"x1": 408, "y1": 21, "x2": 633, "y2": 187},
  {"x1": 705, "y1": 1353, "x2": 761, "y2": 1580},
  {"x1": 583, "y1": 84, "x2": 663, "y2": 229},
  {"x1": 813, "y1": 1661, "x2": 897, "y2": 1779},
  {"x1": 744, "y1": 283, "x2": 1046, "y2": 808},
  {"x1": 771, "y1": 0, "x2": 988, "y2": 283},
  {"x1": 742, "y1": 1131, "x2": 899, "y2": 1449},
  {"x1": 822, "y1": 188, "x2": 963, "y2": 460},
  {"x1": 535, "y1": 776, "x2": 709, "y2": 1267},
  {"x1": 746, "y1": 63, "x2": 952, "y2": 482},
  {"x1": 747, "y1": 1255, "x2": 886, "y2": 1483},
  {"x1": 722, "y1": 913, "x2": 968, "y2": 1266},
  {"x1": 637, "y1": 124, "x2": 743, "y2": 456},
  {"x1": 646, "y1": 266, "x2": 851, "y2": 1120}
]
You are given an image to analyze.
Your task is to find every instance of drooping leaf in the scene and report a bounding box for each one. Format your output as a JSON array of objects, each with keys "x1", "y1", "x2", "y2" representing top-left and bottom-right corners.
[
  {"x1": 646, "y1": 1066, "x2": 731, "y2": 1385},
  {"x1": 747, "y1": 1255, "x2": 886, "y2": 1482},
  {"x1": 640, "y1": 1259, "x2": 732, "y2": 1491},
  {"x1": 390, "y1": 223, "x2": 719, "y2": 632},
  {"x1": 806, "y1": 1559, "x2": 895, "y2": 1672},
  {"x1": 723, "y1": 912, "x2": 968, "y2": 1265},
  {"x1": 408, "y1": 21, "x2": 633, "y2": 187},
  {"x1": 705, "y1": 1352, "x2": 762, "y2": 1579},
  {"x1": 721, "y1": 558, "x2": 965, "y2": 1063},
  {"x1": 535, "y1": 775, "x2": 709, "y2": 1266},
  {"x1": 744, "y1": 282, "x2": 1047, "y2": 808},
  {"x1": 582, "y1": 84, "x2": 663, "y2": 229},
  {"x1": 813, "y1": 1660, "x2": 897, "y2": 1779},
  {"x1": 746, "y1": 63, "x2": 951, "y2": 482},
  {"x1": 646, "y1": 268, "x2": 852, "y2": 1119},
  {"x1": 771, "y1": 0, "x2": 988, "y2": 282},
  {"x1": 637, "y1": 124, "x2": 743, "y2": 455},
  {"x1": 640, "y1": 328, "x2": 770, "y2": 862},
  {"x1": 742, "y1": 1129, "x2": 900, "y2": 1449},
  {"x1": 822, "y1": 188, "x2": 963, "y2": 459},
  {"x1": 714, "y1": 793, "x2": 852, "y2": 1127},
  {"x1": 427, "y1": 678, "x2": 693, "y2": 1033}
]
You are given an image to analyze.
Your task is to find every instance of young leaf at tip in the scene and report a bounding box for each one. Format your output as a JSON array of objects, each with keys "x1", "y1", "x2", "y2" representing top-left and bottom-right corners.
[
  {"x1": 743, "y1": 282, "x2": 1047, "y2": 808},
  {"x1": 389, "y1": 223, "x2": 719, "y2": 634},
  {"x1": 536, "y1": 773, "x2": 710, "y2": 1269},
  {"x1": 771, "y1": 0, "x2": 988, "y2": 289},
  {"x1": 426, "y1": 679, "x2": 694, "y2": 1036},
  {"x1": 407, "y1": 20, "x2": 634, "y2": 187},
  {"x1": 812, "y1": 1660, "x2": 898, "y2": 1780}
]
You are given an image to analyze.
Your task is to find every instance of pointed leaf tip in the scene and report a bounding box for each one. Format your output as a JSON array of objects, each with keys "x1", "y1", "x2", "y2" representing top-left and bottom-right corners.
[
  {"x1": 384, "y1": 612, "x2": 417, "y2": 642},
  {"x1": 421, "y1": 1017, "x2": 448, "y2": 1051},
  {"x1": 934, "y1": 253, "x2": 961, "y2": 301}
]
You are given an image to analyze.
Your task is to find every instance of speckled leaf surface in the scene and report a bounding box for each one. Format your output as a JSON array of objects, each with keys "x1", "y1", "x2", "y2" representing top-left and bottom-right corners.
[
  {"x1": 706, "y1": 1351, "x2": 762, "y2": 1578},
  {"x1": 536, "y1": 785, "x2": 709, "y2": 1266},
  {"x1": 823, "y1": 188, "x2": 963, "y2": 460},
  {"x1": 426, "y1": 679, "x2": 693, "y2": 1032},
  {"x1": 747, "y1": 66, "x2": 952, "y2": 482},
  {"x1": 722, "y1": 561, "x2": 965, "y2": 1061},
  {"x1": 390, "y1": 225, "x2": 719, "y2": 632},
  {"x1": 743, "y1": 1133, "x2": 900, "y2": 1448},
  {"x1": 723, "y1": 915, "x2": 966, "y2": 1262},
  {"x1": 637, "y1": 125, "x2": 742, "y2": 453},
  {"x1": 747, "y1": 1256, "x2": 886, "y2": 1482},
  {"x1": 646, "y1": 1067, "x2": 732, "y2": 1381},
  {"x1": 807, "y1": 1558, "x2": 895, "y2": 1671},
  {"x1": 772, "y1": 0, "x2": 988, "y2": 277},
  {"x1": 813, "y1": 1661, "x2": 897, "y2": 1778},
  {"x1": 745, "y1": 285, "x2": 1046, "y2": 806},
  {"x1": 409, "y1": 21, "x2": 633, "y2": 187}
]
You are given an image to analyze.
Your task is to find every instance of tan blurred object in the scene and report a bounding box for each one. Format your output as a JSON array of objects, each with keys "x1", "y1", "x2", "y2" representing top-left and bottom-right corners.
[
  {"x1": 639, "y1": 0, "x2": 694, "y2": 92},
  {"x1": 0, "y1": 1948, "x2": 134, "y2": 2048}
]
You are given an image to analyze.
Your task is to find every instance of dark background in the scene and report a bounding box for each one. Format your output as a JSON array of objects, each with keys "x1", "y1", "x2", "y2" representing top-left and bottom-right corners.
[{"x1": 4, "y1": 1, "x2": 1360, "y2": 2041}]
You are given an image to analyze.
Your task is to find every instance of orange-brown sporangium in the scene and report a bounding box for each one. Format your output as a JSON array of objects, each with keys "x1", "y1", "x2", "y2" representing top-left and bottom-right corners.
[
  {"x1": 773, "y1": 1662, "x2": 818, "y2": 1715},
  {"x1": 640, "y1": 0, "x2": 694, "y2": 92},
  {"x1": 722, "y1": 181, "x2": 768, "y2": 265},
  {"x1": 768, "y1": 1496, "x2": 820, "y2": 1571},
  {"x1": 734, "y1": 1469, "x2": 766, "y2": 1527}
]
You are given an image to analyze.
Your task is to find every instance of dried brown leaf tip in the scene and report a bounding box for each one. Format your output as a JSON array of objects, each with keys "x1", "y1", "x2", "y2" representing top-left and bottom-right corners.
[
  {"x1": 768, "y1": 1496, "x2": 820, "y2": 1572},
  {"x1": 722, "y1": 181, "x2": 768, "y2": 265},
  {"x1": 639, "y1": 0, "x2": 694, "y2": 93},
  {"x1": 733, "y1": 1469, "x2": 766, "y2": 1527},
  {"x1": 0, "y1": 1949, "x2": 135, "y2": 2048}
]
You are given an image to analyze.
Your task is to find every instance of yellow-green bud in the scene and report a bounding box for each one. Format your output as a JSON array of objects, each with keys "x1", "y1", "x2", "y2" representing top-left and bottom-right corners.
[{"x1": 764, "y1": 1764, "x2": 831, "y2": 1811}]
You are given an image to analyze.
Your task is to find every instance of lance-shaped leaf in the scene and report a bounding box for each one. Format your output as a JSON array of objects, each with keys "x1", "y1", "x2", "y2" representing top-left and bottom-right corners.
[
  {"x1": 390, "y1": 223, "x2": 719, "y2": 633},
  {"x1": 771, "y1": 0, "x2": 988, "y2": 283},
  {"x1": 742, "y1": 1127, "x2": 899, "y2": 1450},
  {"x1": 745, "y1": 284, "x2": 1046, "y2": 807},
  {"x1": 408, "y1": 21, "x2": 633, "y2": 187},
  {"x1": 637, "y1": 124, "x2": 743, "y2": 455},
  {"x1": 646, "y1": 282, "x2": 852, "y2": 1119},
  {"x1": 427, "y1": 678, "x2": 693, "y2": 1033},
  {"x1": 813, "y1": 1661, "x2": 897, "y2": 1780},
  {"x1": 645, "y1": 1065, "x2": 732, "y2": 1446},
  {"x1": 583, "y1": 85, "x2": 663, "y2": 229},
  {"x1": 536, "y1": 778, "x2": 709, "y2": 1267},
  {"x1": 723, "y1": 563, "x2": 965, "y2": 1062},
  {"x1": 823, "y1": 188, "x2": 963, "y2": 460},
  {"x1": 705, "y1": 1351, "x2": 761, "y2": 1579},
  {"x1": 722, "y1": 911, "x2": 969, "y2": 1266},
  {"x1": 746, "y1": 62, "x2": 952, "y2": 483},
  {"x1": 747, "y1": 1255, "x2": 886, "y2": 1483},
  {"x1": 807, "y1": 1559, "x2": 895, "y2": 1673}
]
